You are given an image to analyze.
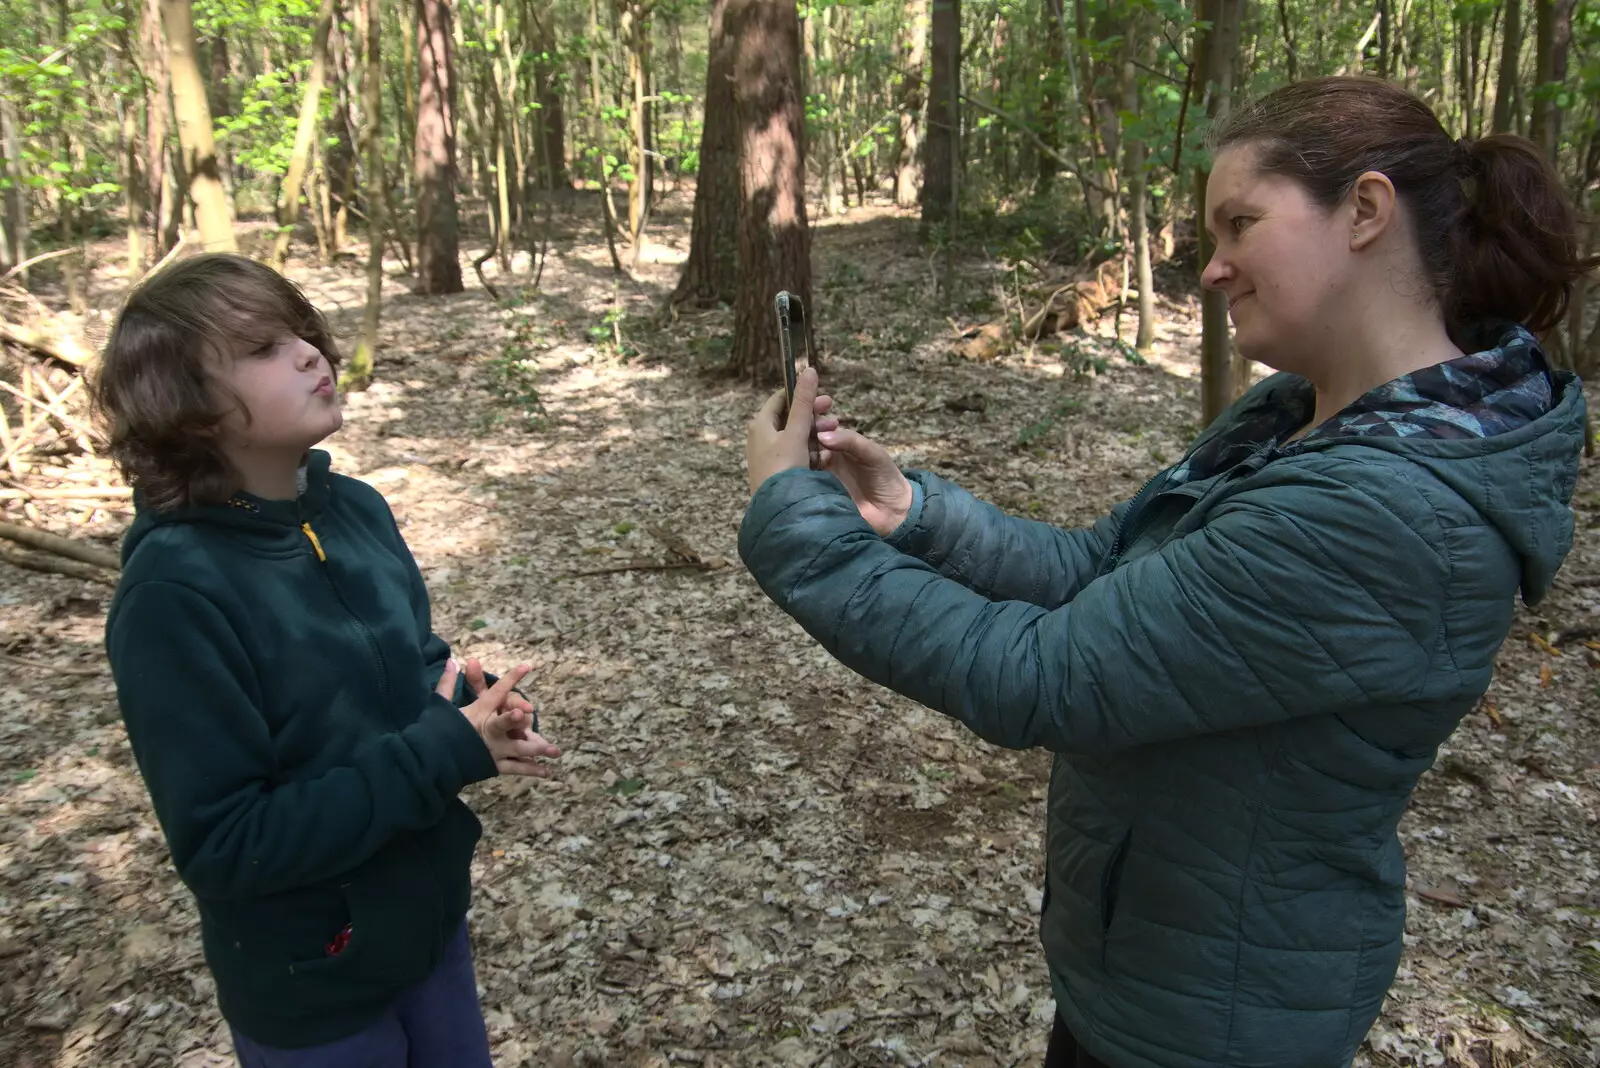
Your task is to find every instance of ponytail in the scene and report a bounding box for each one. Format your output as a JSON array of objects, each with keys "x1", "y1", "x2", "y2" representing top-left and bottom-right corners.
[{"x1": 1451, "y1": 135, "x2": 1598, "y2": 333}]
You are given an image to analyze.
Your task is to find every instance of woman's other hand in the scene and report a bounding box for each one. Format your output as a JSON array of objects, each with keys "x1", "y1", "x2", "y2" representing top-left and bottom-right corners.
[{"x1": 813, "y1": 396, "x2": 914, "y2": 538}]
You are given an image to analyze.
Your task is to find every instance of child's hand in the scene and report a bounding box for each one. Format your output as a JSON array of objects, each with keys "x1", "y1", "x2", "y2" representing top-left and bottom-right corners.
[
  {"x1": 460, "y1": 658, "x2": 540, "y2": 740},
  {"x1": 435, "y1": 660, "x2": 562, "y2": 777}
]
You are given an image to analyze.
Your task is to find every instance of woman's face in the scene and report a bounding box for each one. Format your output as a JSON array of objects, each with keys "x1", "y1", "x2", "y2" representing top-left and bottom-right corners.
[{"x1": 1200, "y1": 144, "x2": 1357, "y2": 372}]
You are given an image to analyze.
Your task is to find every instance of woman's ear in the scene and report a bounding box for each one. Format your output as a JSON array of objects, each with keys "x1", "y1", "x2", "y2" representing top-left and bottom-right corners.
[{"x1": 1349, "y1": 171, "x2": 1398, "y2": 250}]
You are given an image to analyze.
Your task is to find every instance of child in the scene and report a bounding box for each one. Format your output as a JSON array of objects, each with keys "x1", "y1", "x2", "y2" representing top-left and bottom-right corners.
[{"x1": 94, "y1": 253, "x2": 560, "y2": 1066}]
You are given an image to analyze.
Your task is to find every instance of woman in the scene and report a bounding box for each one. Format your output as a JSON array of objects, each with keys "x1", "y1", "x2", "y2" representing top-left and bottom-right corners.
[{"x1": 740, "y1": 78, "x2": 1594, "y2": 1068}]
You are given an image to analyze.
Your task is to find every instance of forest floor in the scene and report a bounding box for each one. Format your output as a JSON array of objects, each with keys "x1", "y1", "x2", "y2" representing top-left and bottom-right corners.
[{"x1": 1, "y1": 186, "x2": 1598, "y2": 1068}]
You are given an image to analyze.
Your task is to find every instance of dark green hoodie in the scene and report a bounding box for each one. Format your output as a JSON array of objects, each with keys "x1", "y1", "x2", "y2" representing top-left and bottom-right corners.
[{"x1": 105, "y1": 449, "x2": 497, "y2": 1048}]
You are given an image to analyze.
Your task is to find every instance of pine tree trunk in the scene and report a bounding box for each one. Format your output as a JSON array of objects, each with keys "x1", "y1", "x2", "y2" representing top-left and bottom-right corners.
[
  {"x1": 920, "y1": 0, "x2": 959, "y2": 226},
  {"x1": 1125, "y1": 33, "x2": 1153, "y2": 351},
  {"x1": 671, "y1": 0, "x2": 739, "y2": 306},
  {"x1": 533, "y1": 42, "x2": 567, "y2": 188},
  {"x1": 1038, "y1": 0, "x2": 1065, "y2": 193},
  {"x1": 623, "y1": 2, "x2": 651, "y2": 255},
  {"x1": 1492, "y1": 0, "x2": 1521, "y2": 133},
  {"x1": 272, "y1": 0, "x2": 336, "y2": 270},
  {"x1": 1193, "y1": 0, "x2": 1243, "y2": 424},
  {"x1": 589, "y1": 0, "x2": 624, "y2": 272},
  {"x1": 727, "y1": 0, "x2": 814, "y2": 385},
  {"x1": 348, "y1": 0, "x2": 383, "y2": 391},
  {"x1": 1, "y1": 102, "x2": 25, "y2": 277},
  {"x1": 893, "y1": 0, "x2": 927, "y2": 209},
  {"x1": 414, "y1": 0, "x2": 463, "y2": 293},
  {"x1": 161, "y1": 0, "x2": 237, "y2": 252},
  {"x1": 121, "y1": 91, "x2": 146, "y2": 274}
]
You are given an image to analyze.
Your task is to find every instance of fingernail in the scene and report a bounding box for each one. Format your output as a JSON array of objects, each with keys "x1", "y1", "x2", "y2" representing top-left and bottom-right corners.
[{"x1": 817, "y1": 431, "x2": 837, "y2": 444}]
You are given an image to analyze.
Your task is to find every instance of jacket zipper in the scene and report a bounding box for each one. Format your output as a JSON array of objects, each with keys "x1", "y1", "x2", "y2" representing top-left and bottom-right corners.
[
  {"x1": 301, "y1": 519, "x2": 391, "y2": 704},
  {"x1": 1100, "y1": 468, "x2": 1173, "y2": 575}
]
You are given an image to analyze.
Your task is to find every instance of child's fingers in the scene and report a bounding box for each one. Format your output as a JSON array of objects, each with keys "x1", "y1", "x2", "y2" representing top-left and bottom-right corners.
[
  {"x1": 496, "y1": 758, "x2": 554, "y2": 778},
  {"x1": 481, "y1": 663, "x2": 532, "y2": 706},
  {"x1": 434, "y1": 658, "x2": 460, "y2": 699},
  {"x1": 463, "y1": 658, "x2": 490, "y2": 697},
  {"x1": 500, "y1": 733, "x2": 561, "y2": 761}
]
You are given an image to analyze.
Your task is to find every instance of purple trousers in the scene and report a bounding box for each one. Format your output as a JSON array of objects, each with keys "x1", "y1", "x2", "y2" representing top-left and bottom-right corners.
[
  {"x1": 230, "y1": 922, "x2": 492, "y2": 1068},
  {"x1": 1045, "y1": 1015, "x2": 1114, "y2": 1068}
]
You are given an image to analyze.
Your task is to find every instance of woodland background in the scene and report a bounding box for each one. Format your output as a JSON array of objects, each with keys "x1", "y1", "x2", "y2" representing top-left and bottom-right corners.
[{"x1": 0, "y1": 0, "x2": 1598, "y2": 1065}]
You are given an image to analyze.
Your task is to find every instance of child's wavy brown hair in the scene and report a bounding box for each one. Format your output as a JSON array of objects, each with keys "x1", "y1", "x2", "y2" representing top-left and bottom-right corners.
[{"x1": 92, "y1": 254, "x2": 341, "y2": 511}]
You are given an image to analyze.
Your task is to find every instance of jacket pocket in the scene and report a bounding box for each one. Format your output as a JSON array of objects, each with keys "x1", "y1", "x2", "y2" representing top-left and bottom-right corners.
[{"x1": 1100, "y1": 830, "x2": 1133, "y2": 968}]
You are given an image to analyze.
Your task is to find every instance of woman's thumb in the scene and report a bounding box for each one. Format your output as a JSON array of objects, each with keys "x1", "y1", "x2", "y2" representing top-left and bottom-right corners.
[{"x1": 435, "y1": 658, "x2": 460, "y2": 699}]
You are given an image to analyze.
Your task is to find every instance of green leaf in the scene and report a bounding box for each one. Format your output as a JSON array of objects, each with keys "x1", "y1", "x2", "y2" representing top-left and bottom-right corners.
[
  {"x1": 468, "y1": 618, "x2": 487, "y2": 631},
  {"x1": 606, "y1": 777, "x2": 646, "y2": 796},
  {"x1": 13, "y1": 769, "x2": 36, "y2": 783}
]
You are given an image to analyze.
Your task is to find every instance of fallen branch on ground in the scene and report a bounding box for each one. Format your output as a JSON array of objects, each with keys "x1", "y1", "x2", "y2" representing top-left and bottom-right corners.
[
  {"x1": 0, "y1": 320, "x2": 94, "y2": 368},
  {"x1": 0, "y1": 543, "x2": 116, "y2": 584},
  {"x1": 0, "y1": 519, "x2": 121, "y2": 570},
  {"x1": 562, "y1": 559, "x2": 727, "y2": 579},
  {"x1": 0, "y1": 651, "x2": 106, "y2": 677},
  {"x1": 0, "y1": 486, "x2": 132, "y2": 501}
]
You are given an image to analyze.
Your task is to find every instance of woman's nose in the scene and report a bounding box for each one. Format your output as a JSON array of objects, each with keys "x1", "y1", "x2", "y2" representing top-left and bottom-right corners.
[{"x1": 1200, "y1": 251, "x2": 1231, "y2": 291}]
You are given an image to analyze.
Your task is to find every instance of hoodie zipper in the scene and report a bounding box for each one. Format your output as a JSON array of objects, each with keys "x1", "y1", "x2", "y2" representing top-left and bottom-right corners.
[{"x1": 301, "y1": 518, "x2": 391, "y2": 704}]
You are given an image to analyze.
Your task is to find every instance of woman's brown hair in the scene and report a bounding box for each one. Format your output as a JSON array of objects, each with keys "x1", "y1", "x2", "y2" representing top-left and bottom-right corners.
[
  {"x1": 1207, "y1": 76, "x2": 1598, "y2": 338},
  {"x1": 92, "y1": 254, "x2": 341, "y2": 512}
]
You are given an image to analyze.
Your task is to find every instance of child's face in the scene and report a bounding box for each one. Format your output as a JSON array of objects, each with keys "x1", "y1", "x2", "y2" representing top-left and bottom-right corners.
[{"x1": 214, "y1": 334, "x2": 343, "y2": 454}]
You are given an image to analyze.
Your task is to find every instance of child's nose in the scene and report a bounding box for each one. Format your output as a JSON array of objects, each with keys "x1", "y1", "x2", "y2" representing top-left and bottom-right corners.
[{"x1": 293, "y1": 338, "x2": 321, "y2": 369}]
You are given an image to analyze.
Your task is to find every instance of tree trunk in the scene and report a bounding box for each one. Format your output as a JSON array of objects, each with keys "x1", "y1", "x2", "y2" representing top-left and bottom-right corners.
[
  {"x1": 161, "y1": 0, "x2": 237, "y2": 252},
  {"x1": 622, "y1": 1, "x2": 652, "y2": 257},
  {"x1": 894, "y1": 0, "x2": 928, "y2": 208},
  {"x1": 727, "y1": 0, "x2": 814, "y2": 385},
  {"x1": 1074, "y1": 0, "x2": 1113, "y2": 234},
  {"x1": 532, "y1": 10, "x2": 567, "y2": 189},
  {"x1": 671, "y1": 0, "x2": 739, "y2": 306},
  {"x1": 348, "y1": 0, "x2": 384, "y2": 391},
  {"x1": 1277, "y1": 0, "x2": 1299, "y2": 80},
  {"x1": 589, "y1": 0, "x2": 624, "y2": 274},
  {"x1": 1125, "y1": 33, "x2": 1153, "y2": 351},
  {"x1": 414, "y1": 0, "x2": 463, "y2": 293},
  {"x1": 920, "y1": 0, "x2": 959, "y2": 227},
  {"x1": 1527, "y1": 0, "x2": 1574, "y2": 159},
  {"x1": 1193, "y1": 0, "x2": 1244, "y2": 425},
  {"x1": 140, "y1": 0, "x2": 169, "y2": 260},
  {"x1": 0, "y1": 102, "x2": 25, "y2": 277},
  {"x1": 1038, "y1": 0, "x2": 1065, "y2": 194},
  {"x1": 1492, "y1": 0, "x2": 1521, "y2": 133},
  {"x1": 120, "y1": 92, "x2": 146, "y2": 274},
  {"x1": 272, "y1": 0, "x2": 336, "y2": 270}
]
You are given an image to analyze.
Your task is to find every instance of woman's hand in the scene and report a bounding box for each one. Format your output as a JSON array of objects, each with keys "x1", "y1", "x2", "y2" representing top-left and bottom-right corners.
[
  {"x1": 435, "y1": 659, "x2": 562, "y2": 777},
  {"x1": 747, "y1": 367, "x2": 822, "y2": 494},
  {"x1": 813, "y1": 399, "x2": 914, "y2": 538}
]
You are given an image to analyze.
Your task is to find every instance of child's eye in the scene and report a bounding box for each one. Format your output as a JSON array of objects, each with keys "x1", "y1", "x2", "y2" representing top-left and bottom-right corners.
[
  {"x1": 250, "y1": 339, "x2": 280, "y2": 357},
  {"x1": 1230, "y1": 216, "x2": 1252, "y2": 235}
]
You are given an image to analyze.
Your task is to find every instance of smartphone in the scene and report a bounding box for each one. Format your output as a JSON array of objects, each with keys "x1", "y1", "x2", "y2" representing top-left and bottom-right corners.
[{"x1": 775, "y1": 290, "x2": 811, "y2": 411}]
